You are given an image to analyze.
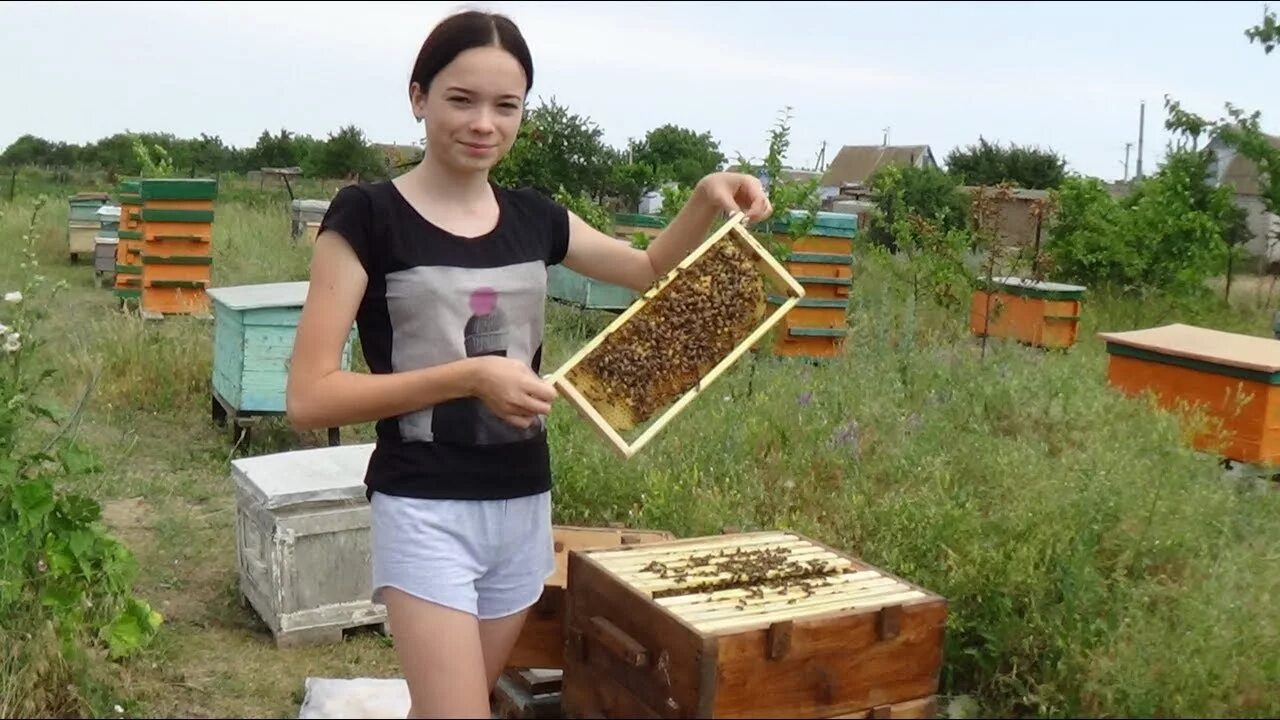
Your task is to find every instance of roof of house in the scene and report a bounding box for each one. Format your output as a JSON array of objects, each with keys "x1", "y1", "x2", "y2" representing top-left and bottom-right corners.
[
  {"x1": 1220, "y1": 133, "x2": 1280, "y2": 196},
  {"x1": 819, "y1": 144, "x2": 936, "y2": 187}
]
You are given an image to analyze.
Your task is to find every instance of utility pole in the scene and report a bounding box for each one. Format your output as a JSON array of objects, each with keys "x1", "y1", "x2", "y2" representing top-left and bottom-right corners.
[
  {"x1": 1123, "y1": 142, "x2": 1133, "y2": 181},
  {"x1": 1135, "y1": 101, "x2": 1145, "y2": 179}
]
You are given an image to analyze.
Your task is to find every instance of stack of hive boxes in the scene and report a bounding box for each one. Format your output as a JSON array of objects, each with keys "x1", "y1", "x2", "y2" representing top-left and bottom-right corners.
[
  {"x1": 768, "y1": 210, "x2": 856, "y2": 359},
  {"x1": 139, "y1": 178, "x2": 217, "y2": 318},
  {"x1": 93, "y1": 204, "x2": 121, "y2": 288},
  {"x1": 113, "y1": 180, "x2": 144, "y2": 305},
  {"x1": 67, "y1": 192, "x2": 111, "y2": 263}
]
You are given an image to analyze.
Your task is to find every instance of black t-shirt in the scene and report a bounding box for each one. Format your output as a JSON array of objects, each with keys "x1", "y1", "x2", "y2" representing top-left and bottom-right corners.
[{"x1": 318, "y1": 179, "x2": 570, "y2": 501}]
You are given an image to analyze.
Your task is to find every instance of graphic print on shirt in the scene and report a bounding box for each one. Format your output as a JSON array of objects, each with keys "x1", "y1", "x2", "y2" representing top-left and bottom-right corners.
[{"x1": 384, "y1": 260, "x2": 548, "y2": 445}]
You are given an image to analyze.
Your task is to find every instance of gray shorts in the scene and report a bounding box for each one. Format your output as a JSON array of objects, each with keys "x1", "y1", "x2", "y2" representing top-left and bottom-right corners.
[{"x1": 369, "y1": 490, "x2": 555, "y2": 620}]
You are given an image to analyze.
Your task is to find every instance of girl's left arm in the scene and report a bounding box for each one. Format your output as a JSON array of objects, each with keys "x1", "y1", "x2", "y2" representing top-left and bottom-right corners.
[{"x1": 560, "y1": 172, "x2": 773, "y2": 292}]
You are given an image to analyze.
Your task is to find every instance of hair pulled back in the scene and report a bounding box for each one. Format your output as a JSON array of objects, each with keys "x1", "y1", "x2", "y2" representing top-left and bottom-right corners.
[{"x1": 410, "y1": 10, "x2": 534, "y2": 95}]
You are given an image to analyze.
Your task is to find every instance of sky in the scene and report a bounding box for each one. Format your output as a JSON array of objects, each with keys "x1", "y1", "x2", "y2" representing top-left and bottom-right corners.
[{"x1": 2, "y1": 0, "x2": 1277, "y2": 183}]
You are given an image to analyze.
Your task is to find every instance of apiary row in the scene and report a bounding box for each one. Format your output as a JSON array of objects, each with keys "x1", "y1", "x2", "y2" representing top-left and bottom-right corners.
[{"x1": 73, "y1": 177, "x2": 218, "y2": 317}]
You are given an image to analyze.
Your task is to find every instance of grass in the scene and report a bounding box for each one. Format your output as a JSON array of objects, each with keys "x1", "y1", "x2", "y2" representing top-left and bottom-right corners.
[{"x1": 3, "y1": 186, "x2": 1280, "y2": 718}]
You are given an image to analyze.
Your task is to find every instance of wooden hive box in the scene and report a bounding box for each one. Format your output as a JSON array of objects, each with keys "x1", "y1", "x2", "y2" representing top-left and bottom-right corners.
[
  {"x1": 613, "y1": 212, "x2": 667, "y2": 244},
  {"x1": 230, "y1": 443, "x2": 386, "y2": 648},
  {"x1": 207, "y1": 281, "x2": 356, "y2": 416},
  {"x1": 560, "y1": 531, "x2": 947, "y2": 718},
  {"x1": 545, "y1": 211, "x2": 659, "y2": 313},
  {"x1": 93, "y1": 205, "x2": 121, "y2": 284},
  {"x1": 547, "y1": 247, "x2": 640, "y2": 313},
  {"x1": 140, "y1": 177, "x2": 217, "y2": 318},
  {"x1": 767, "y1": 211, "x2": 857, "y2": 360},
  {"x1": 549, "y1": 212, "x2": 805, "y2": 458},
  {"x1": 509, "y1": 525, "x2": 676, "y2": 670},
  {"x1": 970, "y1": 276, "x2": 1085, "y2": 350},
  {"x1": 1100, "y1": 323, "x2": 1280, "y2": 465},
  {"x1": 114, "y1": 181, "x2": 144, "y2": 304}
]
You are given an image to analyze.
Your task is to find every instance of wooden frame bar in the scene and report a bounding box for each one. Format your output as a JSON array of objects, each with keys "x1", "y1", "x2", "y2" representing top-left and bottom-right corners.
[{"x1": 547, "y1": 212, "x2": 806, "y2": 458}]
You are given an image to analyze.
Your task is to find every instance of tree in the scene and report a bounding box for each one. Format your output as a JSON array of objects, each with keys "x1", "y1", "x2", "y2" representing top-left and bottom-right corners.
[
  {"x1": 1043, "y1": 148, "x2": 1240, "y2": 304},
  {"x1": 246, "y1": 129, "x2": 318, "y2": 171},
  {"x1": 491, "y1": 96, "x2": 615, "y2": 201},
  {"x1": 944, "y1": 137, "x2": 1067, "y2": 189},
  {"x1": 865, "y1": 163, "x2": 971, "y2": 252},
  {"x1": 1246, "y1": 4, "x2": 1279, "y2": 53},
  {"x1": 304, "y1": 125, "x2": 382, "y2": 180},
  {"x1": 627, "y1": 124, "x2": 725, "y2": 189},
  {"x1": 1163, "y1": 5, "x2": 1279, "y2": 273},
  {"x1": 0, "y1": 135, "x2": 55, "y2": 165},
  {"x1": 601, "y1": 146, "x2": 656, "y2": 212}
]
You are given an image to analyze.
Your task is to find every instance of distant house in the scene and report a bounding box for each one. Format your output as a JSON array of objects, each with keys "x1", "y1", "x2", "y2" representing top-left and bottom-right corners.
[
  {"x1": 818, "y1": 144, "x2": 938, "y2": 198},
  {"x1": 1206, "y1": 131, "x2": 1280, "y2": 264}
]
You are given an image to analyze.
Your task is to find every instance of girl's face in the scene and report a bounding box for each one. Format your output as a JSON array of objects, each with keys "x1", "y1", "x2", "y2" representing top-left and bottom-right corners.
[{"x1": 411, "y1": 45, "x2": 527, "y2": 174}]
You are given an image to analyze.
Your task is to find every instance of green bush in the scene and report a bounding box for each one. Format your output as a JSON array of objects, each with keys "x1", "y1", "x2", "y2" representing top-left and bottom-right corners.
[
  {"x1": 0, "y1": 198, "x2": 161, "y2": 718},
  {"x1": 1045, "y1": 149, "x2": 1239, "y2": 303}
]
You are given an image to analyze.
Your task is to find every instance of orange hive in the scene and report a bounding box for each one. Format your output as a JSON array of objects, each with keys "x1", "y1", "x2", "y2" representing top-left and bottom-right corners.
[
  {"x1": 766, "y1": 212, "x2": 856, "y2": 360},
  {"x1": 1100, "y1": 323, "x2": 1280, "y2": 465},
  {"x1": 139, "y1": 178, "x2": 217, "y2": 318},
  {"x1": 970, "y1": 276, "x2": 1085, "y2": 350}
]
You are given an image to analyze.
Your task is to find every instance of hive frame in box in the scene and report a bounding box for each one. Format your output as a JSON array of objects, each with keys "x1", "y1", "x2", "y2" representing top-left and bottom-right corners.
[
  {"x1": 561, "y1": 530, "x2": 948, "y2": 718},
  {"x1": 546, "y1": 212, "x2": 806, "y2": 458}
]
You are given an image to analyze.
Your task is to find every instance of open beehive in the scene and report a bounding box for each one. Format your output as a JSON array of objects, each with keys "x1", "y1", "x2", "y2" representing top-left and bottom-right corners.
[
  {"x1": 549, "y1": 212, "x2": 805, "y2": 458},
  {"x1": 560, "y1": 531, "x2": 948, "y2": 718},
  {"x1": 507, "y1": 524, "x2": 676, "y2": 671}
]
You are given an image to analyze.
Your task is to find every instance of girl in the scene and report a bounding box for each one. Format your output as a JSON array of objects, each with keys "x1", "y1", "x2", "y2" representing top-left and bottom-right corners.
[{"x1": 286, "y1": 9, "x2": 773, "y2": 718}]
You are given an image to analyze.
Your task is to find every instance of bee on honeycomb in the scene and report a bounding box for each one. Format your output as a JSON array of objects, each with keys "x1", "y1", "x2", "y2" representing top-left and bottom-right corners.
[{"x1": 566, "y1": 238, "x2": 767, "y2": 432}]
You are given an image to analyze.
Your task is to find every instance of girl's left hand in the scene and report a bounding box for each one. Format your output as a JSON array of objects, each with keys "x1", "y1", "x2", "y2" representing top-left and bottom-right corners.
[{"x1": 695, "y1": 172, "x2": 774, "y2": 225}]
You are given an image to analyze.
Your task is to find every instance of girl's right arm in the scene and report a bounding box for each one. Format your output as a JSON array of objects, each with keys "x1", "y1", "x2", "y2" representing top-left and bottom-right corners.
[{"x1": 285, "y1": 229, "x2": 555, "y2": 431}]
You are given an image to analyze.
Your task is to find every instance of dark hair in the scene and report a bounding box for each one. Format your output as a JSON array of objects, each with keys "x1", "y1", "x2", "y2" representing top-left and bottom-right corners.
[{"x1": 410, "y1": 10, "x2": 534, "y2": 95}]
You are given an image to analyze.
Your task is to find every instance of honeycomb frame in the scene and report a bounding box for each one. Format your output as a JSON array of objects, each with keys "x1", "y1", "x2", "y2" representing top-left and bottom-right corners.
[{"x1": 547, "y1": 212, "x2": 806, "y2": 458}]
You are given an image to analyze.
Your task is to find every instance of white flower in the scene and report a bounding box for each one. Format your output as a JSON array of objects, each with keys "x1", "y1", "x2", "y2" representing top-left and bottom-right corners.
[
  {"x1": 0, "y1": 323, "x2": 7, "y2": 335},
  {"x1": 3, "y1": 291, "x2": 21, "y2": 304},
  {"x1": 3, "y1": 333, "x2": 19, "y2": 353}
]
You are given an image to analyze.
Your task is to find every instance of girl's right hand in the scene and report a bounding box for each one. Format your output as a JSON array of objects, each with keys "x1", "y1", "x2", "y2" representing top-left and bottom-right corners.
[{"x1": 470, "y1": 356, "x2": 558, "y2": 428}]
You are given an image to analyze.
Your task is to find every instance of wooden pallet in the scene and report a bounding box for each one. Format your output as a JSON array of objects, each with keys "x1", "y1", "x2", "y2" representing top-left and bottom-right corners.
[{"x1": 547, "y1": 212, "x2": 805, "y2": 458}]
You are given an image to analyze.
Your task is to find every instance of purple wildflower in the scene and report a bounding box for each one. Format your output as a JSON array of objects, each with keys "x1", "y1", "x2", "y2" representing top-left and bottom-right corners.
[{"x1": 830, "y1": 420, "x2": 861, "y2": 457}]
